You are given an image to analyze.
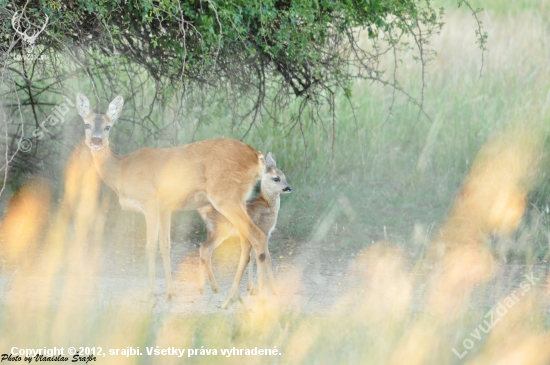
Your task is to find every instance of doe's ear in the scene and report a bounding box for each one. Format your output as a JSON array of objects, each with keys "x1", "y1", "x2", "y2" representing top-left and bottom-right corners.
[
  {"x1": 106, "y1": 95, "x2": 124, "y2": 123},
  {"x1": 76, "y1": 92, "x2": 92, "y2": 119},
  {"x1": 266, "y1": 152, "x2": 276, "y2": 169}
]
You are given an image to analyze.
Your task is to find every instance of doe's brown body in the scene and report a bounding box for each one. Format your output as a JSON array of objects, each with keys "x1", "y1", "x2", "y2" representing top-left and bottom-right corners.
[{"x1": 75, "y1": 92, "x2": 268, "y2": 308}]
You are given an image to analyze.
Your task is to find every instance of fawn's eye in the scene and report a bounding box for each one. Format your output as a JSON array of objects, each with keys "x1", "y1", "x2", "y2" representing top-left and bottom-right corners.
[
  {"x1": 272, "y1": 177, "x2": 280, "y2": 182},
  {"x1": 104, "y1": 126, "x2": 111, "y2": 131},
  {"x1": 85, "y1": 124, "x2": 91, "y2": 129}
]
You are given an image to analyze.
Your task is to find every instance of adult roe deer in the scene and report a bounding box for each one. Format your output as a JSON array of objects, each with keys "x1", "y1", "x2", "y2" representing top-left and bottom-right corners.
[
  {"x1": 76, "y1": 92, "x2": 268, "y2": 308},
  {"x1": 197, "y1": 153, "x2": 292, "y2": 296}
]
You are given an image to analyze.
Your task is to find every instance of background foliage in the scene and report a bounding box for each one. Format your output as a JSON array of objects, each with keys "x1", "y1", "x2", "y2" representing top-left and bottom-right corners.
[{"x1": 0, "y1": 0, "x2": 449, "y2": 190}]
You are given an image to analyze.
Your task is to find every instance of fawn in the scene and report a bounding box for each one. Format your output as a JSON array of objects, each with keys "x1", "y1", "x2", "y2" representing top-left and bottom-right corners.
[
  {"x1": 76, "y1": 92, "x2": 268, "y2": 308},
  {"x1": 197, "y1": 152, "x2": 292, "y2": 296}
]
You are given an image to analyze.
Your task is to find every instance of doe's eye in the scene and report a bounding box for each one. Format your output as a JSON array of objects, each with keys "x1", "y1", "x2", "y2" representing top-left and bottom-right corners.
[
  {"x1": 272, "y1": 177, "x2": 280, "y2": 182},
  {"x1": 85, "y1": 124, "x2": 91, "y2": 130},
  {"x1": 104, "y1": 126, "x2": 111, "y2": 131}
]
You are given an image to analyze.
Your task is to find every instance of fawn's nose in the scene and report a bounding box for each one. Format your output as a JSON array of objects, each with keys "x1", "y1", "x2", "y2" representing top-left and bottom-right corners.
[{"x1": 283, "y1": 186, "x2": 292, "y2": 193}]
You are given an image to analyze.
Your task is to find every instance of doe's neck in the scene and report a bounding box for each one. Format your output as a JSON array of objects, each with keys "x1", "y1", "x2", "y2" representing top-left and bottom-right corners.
[{"x1": 89, "y1": 144, "x2": 122, "y2": 192}]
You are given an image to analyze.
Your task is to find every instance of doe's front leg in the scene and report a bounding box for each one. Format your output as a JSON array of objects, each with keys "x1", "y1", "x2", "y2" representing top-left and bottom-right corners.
[{"x1": 144, "y1": 207, "x2": 160, "y2": 300}]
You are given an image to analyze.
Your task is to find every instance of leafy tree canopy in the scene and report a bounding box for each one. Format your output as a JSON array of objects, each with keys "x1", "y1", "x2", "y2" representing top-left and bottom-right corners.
[
  {"x1": 0, "y1": 0, "x2": 485, "y2": 190},
  {"x1": 2, "y1": 0, "x2": 445, "y2": 104}
]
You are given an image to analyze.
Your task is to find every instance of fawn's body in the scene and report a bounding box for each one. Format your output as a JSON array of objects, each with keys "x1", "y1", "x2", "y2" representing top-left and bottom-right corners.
[
  {"x1": 197, "y1": 153, "x2": 292, "y2": 295},
  {"x1": 76, "y1": 93, "x2": 268, "y2": 308}
]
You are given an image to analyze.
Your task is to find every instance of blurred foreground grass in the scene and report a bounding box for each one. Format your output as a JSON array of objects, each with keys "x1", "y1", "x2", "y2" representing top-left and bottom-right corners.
[{"x1": 1, "y1": 3, "x2": 550, "y2": 365}]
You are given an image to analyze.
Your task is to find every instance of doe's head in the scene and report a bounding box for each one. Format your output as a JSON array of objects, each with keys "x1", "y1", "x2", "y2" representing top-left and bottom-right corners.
[
  {"x1": 262, "y1": 152, "x2": 292, "y2": 195},
  {"x1": 76, "y1": 92, "x2": 124, "y2": 150}
]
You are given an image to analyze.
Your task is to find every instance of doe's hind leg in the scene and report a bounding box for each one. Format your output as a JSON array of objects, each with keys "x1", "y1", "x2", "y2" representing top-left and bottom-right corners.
[
  {"x1": 213, "y1": 203, "x2": 266, "y2": 309},
  {"x1": 249, "y1": 244, "x2": 277, "y2": 296}
]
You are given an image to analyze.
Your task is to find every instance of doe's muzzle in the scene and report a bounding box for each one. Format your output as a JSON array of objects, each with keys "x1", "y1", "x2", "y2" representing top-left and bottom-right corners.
[{"x1": 90, "y1": 137, "x2": 103, "y2": 149}]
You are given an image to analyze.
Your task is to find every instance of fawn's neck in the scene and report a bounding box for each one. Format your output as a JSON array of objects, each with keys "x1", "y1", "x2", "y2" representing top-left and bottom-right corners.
[
  {"x1": 90, "y1": 145, "x2": 123, "y2": 193},
  {"x1": 259, "y1": 187, "x2": 281, "y2": 213}
]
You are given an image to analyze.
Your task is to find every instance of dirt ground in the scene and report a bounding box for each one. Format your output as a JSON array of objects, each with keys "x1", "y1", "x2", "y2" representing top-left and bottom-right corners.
[
  {"x1": 102, "y1": 236, "x2": 363, "y2": 316},
  {"x1": 1, "y1": 222, "x2": 548, "y2": 317},
  {"x1": 10, "y1": 244, "x2": 550, "y2": 318}
]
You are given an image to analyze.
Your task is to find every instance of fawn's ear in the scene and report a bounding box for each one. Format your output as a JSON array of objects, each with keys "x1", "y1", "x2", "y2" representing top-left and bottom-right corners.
[
  {"x1": 76, "y1": 92, "x2": 92, "y2": 119},
  {"x1": 266, "y1": 152, "x2": 276, "y2": 169},
  {"x1": 106, "y1": 95, "x2": 124, "y2": 123}
]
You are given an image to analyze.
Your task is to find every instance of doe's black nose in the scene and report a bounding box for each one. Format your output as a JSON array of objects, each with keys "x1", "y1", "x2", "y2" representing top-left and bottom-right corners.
[
  {"x1": 283, "y1": 186, "x2": 292, "y2": 192},
  {"x1": 91, "y1": 137, "x2": 102, "y2": 146}
]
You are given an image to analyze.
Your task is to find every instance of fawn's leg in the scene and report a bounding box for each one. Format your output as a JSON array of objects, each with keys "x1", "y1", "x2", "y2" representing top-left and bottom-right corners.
[
  {"x1": 198, "y1": 230, "x2": 231, "y2": 294},
  {"x1": 265, "y1": 247, "x2": 277, "y2": 295},
  {"x1": 247, "y1": 249, "x2": 255, "y2": 291},
  {"x1": 198, "y1": 232, "x2": 214, "y2": 293}
]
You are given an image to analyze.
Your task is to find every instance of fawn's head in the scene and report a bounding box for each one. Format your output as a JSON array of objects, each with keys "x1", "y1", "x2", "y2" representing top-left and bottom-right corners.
[
  {"x1": 76, "y1": 93, "x2": 124, "y2": 150},
  {"x1": 262, "y1": 152, "x2": 292, "y2": 195}
]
